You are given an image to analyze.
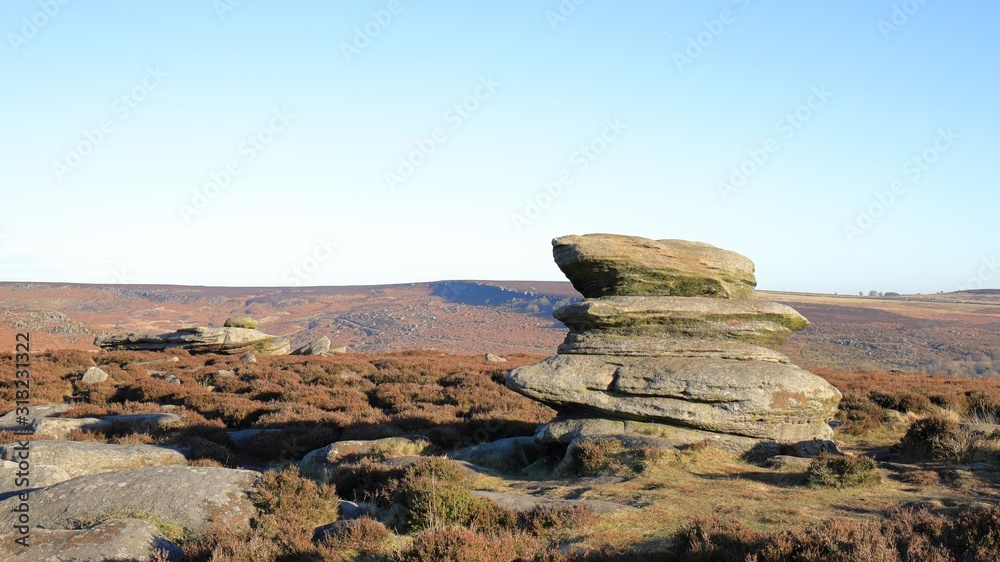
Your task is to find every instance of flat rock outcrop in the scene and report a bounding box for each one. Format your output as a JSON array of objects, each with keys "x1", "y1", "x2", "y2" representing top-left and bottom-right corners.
[
  {"x1": 0, "y1": 466, "x2": 259, "y2": 536},
  {"x1": 0, "y1": 404, "x2": 71, "y2": 432},
  {"x1": 1, "y1": 460, "x2": 71, "y2": 492},
  {"x1": 0, "y1": 440, "x2": 187, "y2": 479},
  {"x1": 0, "y1": 518, "x2": 183, "y2": 561},
  {"x1": 553, "y1": 234, "x2": 757, "y2": 299},
  {"x1": 95, "y1": 326, "x2": 291, "y2": 355},
  {"x1": 507, "y1": 233, "x2": 841, "y2": 457}
]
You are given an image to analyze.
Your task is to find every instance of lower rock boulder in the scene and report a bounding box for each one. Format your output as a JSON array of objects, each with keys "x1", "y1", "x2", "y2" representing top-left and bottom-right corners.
[
  {"x1": 0, "y1": 518, "x2": 183, "y2": 561},
  {"x1": 507, "y1": 354, "x2": 840, "y2": 443},
  {"x1": 0, "y1": 466, "x2": 259, "y2": 537},
  {"x1": 451, "y1": 437, "x2": 550, "y2": 474},
  {"x1": 535, "y1": 415, "x2": 780, "y2": 458}
]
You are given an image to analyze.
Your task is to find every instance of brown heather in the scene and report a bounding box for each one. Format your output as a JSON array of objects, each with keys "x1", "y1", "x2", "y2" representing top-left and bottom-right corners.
[{"x1": 3, "y1": 350, "x2": 1000, "y2": 561}]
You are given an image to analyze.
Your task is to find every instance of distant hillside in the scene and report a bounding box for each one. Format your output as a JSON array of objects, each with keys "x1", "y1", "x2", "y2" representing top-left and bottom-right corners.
[{"x1": 0, "y1": 282, "x2": 997, "y2": 377}]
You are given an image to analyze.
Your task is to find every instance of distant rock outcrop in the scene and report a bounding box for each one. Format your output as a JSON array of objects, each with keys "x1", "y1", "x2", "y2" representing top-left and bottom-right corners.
[
  {"x1": 224, "y1": 316, "x2": 258, "y2": 329},
  {"x1": 292, "y1": 336, "x2": 332, "y2": 356},
  {"x1": 507, "y1": 234, "x2": 842, "y2": 458},
  {"x1": 95, "y1": 326, "x2": 291, "y2": 355}
]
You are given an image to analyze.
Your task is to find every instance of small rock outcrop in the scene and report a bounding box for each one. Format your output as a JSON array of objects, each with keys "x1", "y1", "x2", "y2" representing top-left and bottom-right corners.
[
  {"x1": 292, "y1": 336, "x2": 332, "y2": 356},
  {"x1": 299, "y1": 437, "x2": 429, "y2": 484},
  {"x1": 485, "y1": 353, "x2": 508, "y2": 363},
  {"x1": 95, "y1": 326, "x2": 291, "y2": 355},
  {"x1": 507, "y1": 234, "x2": 842, "y2": 458},
  {"x1": 81, "y1": 366, "x2": 110, "y2": 383}
]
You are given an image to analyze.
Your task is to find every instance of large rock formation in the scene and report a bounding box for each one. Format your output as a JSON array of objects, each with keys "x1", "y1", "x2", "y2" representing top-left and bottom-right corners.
[
  {"x1": 507, "y1": 234, "x2": 841, "y2": 457},
  {"x1": 95, "y1": 326, "x2": 291, "y2": 355}
]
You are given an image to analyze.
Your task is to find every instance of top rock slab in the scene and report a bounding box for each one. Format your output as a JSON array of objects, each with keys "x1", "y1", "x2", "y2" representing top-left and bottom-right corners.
[{"x1": 553, "y1": 234, "x2": 756, "y2": 299}]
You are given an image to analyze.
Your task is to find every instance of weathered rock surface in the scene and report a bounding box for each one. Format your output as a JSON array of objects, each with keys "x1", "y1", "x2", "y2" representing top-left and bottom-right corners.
[
  {"x1": 553, "y1": 234, "x2": 757, "y2": 299},
  {"x1": 485, "y1": 353, "x2": 508, "y2": 363},
  {"x1": 535, "y1": 416, "x2": 778, "y2": 457},
  {"x1": 100, "y1": 412, "x2": 183, "y2": 433},
  {"x1": 558, "y1": 332, "x2": 791, "y2": 362},
  {"x1": 81, "y1": 366, "x2": 110, "y2": 383},
  {"x1": 0, "y1": 466, "x2": 259, "y2": 536},
  {"x1": 508, "y1": 355, "x2": 839, "y2": 442},
  {"x1": 0, "y1": 518, "x2": 183, "y2": 561},
  {"x1": 32, "y1": 417, "x2": 105, "y2": 440},
  {"x1": 292, "y1": 335, "x2": 332, "y2": 356},
  {"x1": 1, "y1": 460, "x2": 71, "y2": 492},
  {"x1": 452, "y1": 437, "x2": 549, "y2": 474},
  {"x1": 555, "y1": 296, "x2": 808, "y2": 348},
  {"x1": 0, "y1": 406, "x2": 113, "y2": 440},
  {"x1": 95, "y1": 326, "x2": 291, "y2": 355},
  {"x1": 299, "y1": 437, "x2": 430, "y2": 484},
  {"x1": 0, "y1": 404, "x2": 71, "y2": 432},
  {"x1": 471, "y1": 490, "x2": 632, "y2": 515},
  {"x1": 0, "y1": 440, "x2": 187, "y2": 479},
  {"x1": 224, "y1": 316, "x2": 258, "y2": 329}
]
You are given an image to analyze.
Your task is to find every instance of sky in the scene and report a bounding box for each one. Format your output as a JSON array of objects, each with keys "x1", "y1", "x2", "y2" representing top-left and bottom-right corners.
[{"x1": 1, "y1": 1, "x2": 997, "y2": 294}]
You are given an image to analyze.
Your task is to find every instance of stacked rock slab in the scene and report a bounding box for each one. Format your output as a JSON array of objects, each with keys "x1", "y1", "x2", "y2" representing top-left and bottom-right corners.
[
  {"x1": 95, "y1": 326, "x2": 291, "y2": 355},
  {"x1": 506, "y1": 234, "x2": 841, "y2": 457}
]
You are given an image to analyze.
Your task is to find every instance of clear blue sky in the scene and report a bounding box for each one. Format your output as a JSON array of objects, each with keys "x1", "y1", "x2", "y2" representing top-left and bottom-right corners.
[{"x1": 1, "y1": 1, "x2": 997, "y2": 294}]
